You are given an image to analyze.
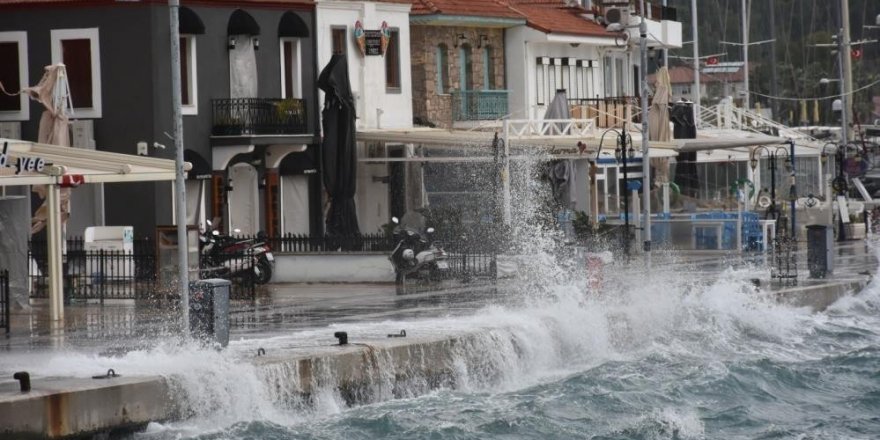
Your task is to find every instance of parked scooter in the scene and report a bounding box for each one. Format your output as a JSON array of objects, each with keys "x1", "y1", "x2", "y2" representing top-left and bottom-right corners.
[
  {"x1": 200, "y1": 220, "x2": 275, "y2": 284},
  {"x1": 388, "y1": 215, "x2": 449, "y2": 286}
]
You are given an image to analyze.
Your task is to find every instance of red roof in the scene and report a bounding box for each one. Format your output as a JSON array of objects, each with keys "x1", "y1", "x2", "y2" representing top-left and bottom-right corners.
[
  {"x1": 508, "y1": 2, "x2": 614, "y2": 38},
  {"x1": 411, "y1": 0, "x2": 523, "y2": 18},
  {"x1": 0, "y1": 0, "x2": 315, "y2": 7}
]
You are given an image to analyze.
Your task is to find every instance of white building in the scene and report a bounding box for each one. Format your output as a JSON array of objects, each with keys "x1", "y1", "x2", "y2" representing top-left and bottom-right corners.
[{"x1": 315, "y1": 0, "x2": 414, "y2": 233}]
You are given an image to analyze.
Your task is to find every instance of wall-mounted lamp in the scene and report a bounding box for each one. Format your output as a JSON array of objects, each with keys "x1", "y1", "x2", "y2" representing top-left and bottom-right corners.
[
  {"x1": 454, "y1": 33, "x2": 467, "y2": 48},
  {"x1": 253, "y1": 36, "x2": 260, "y2": 51},
  {"x1": 478, "y1": 34, "x2": 489, "y2": 48},
  {"x1": 228, "y1": 36, "x2": 236, "y2": 50}
]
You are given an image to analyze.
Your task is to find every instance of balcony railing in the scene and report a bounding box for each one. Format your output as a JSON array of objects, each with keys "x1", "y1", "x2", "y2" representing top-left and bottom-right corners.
[
  {"x1": 568, "y1": 96, "x2": 641, "y2": 129},
  {"x1": 212, "y1": 98, "x2": 308, "y2": 136},
  {"x1": 452, "y1": 90, "x2": 510, "y2": 121}
]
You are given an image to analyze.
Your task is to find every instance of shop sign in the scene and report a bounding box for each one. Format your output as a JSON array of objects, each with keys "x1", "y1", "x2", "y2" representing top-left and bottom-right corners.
[
  {"x1": 355, "y1": 20, "x2": 391, "y2": 57},
  {"x1": 0, "y1": 141, "x2": 45, "y2": 175}
]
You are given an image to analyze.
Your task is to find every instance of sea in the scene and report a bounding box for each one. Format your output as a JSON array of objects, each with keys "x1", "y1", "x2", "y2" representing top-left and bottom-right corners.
[{"x1": 7, "y1": 249, "x2": 877, "y2": 440}]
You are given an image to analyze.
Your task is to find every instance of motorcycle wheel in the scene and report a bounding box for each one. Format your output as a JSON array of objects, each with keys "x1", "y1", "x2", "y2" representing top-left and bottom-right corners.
[{"x1": 254, "y1": 259, "x2": 273, "y2": 284}]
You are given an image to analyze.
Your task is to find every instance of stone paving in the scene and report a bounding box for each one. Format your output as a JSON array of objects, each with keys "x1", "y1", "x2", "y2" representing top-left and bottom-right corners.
[{"x1": 1, "y1": 241, "x2": 875, "y2": 355}]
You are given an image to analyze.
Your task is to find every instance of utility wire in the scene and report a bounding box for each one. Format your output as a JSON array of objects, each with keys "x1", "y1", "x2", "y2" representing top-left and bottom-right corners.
[{"x1": 748, "y1": 77, "x2": 880, "y2": 101}]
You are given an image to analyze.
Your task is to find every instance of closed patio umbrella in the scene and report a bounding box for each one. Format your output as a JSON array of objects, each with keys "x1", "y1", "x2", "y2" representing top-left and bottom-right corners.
[
  {"x1": 21, "y1": 64, "x2": 73, "y2": 234},
  {"x1": 318, "y1": 55, "x2": 360, "y2": 241},
  {"x1": 649, "y1": 66, "x2": 672, "y2": 184}
]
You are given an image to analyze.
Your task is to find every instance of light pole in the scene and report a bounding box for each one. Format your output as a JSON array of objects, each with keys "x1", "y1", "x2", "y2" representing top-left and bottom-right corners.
[
  {"x1": 169, "y1": 0, "x2": 189, "y2": 330},
  {"x1": 597, "y1": 127, "x2": 633, "y2": 260}
]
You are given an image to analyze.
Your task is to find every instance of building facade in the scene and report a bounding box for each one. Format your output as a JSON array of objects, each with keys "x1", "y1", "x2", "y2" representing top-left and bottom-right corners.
[{"x1": 0, "y1": 0, "x2": 321, "y2": 239}]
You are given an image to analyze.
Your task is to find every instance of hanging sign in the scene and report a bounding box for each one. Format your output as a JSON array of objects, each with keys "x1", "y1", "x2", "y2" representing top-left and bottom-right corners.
[
  {"x1": 355, "y1": 20, "x2": 390, "y2": 57},
  {"x1": 0, "y1": 141, "x2": 46, "y2": 175}
]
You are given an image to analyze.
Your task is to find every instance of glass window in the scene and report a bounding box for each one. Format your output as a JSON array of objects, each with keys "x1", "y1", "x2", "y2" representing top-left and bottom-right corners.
[
  {"x1": 0, "y1": 31, "x2": 28, "y2": 121},
  {"x1": 603, "y1": 55, "x2": 613, "y2": 97},
  {"x1": 281, "y1": 38, "x2": 302, "y2": 99},
  {"x1": 436, "y1": 44, "x2": 448, "y2": 94},
  {"x1": 482, "y1": 46, "x2": 495, "y2": 90},
  {"x1": 385, "y1": 29, "x2": 401, "y2": 91},
  {"x1": 180, "y1": 35, "x2": 198, "y2": 114},
  {"x1": 51, "y1": 28, "x2": 101, "y2": 118},
  {"x1": 332, "y1": 27, "x2": 346, "y2": 56}
]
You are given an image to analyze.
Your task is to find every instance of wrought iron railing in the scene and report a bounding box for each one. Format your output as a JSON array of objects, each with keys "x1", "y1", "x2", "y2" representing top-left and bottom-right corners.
[
  {"x1": 212, "y1": 98, "x2": 308, "y2": 136},
  {"x1": 28, "y1": 238, "x2": 256, "y2": 301},
  {"x1": 1, "y1": 269, "x2": 9, "y2": 334},
  {"x1": 452, "y1": 90, "x2": 510, "y2": 121},
  {"x1": 246, "y1": 233, "x2": 395, "y2": 253},
  {"x1": 771, "y1": 235, "x2": 798, "y2": 285}
]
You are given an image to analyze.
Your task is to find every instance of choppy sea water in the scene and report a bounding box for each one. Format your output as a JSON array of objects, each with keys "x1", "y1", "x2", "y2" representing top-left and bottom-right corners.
[
  {"x1": 2, "y1": 251, "x2": 878, "y2": 439},
  {"x1": 101, "y1": 252, "x2": 874, "y2": 440}
]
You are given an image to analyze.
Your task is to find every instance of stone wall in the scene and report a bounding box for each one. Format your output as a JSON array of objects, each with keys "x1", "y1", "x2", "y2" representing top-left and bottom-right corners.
[{"x1": 411, "y1": 26, "x2": 506, "y2": 128}]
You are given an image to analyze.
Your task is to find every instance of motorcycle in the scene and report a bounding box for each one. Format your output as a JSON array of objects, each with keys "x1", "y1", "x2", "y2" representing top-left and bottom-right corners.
[
  {"x1": 200, "y1": 220, "x2": 275, "y2": 284},
  {"x1": 388, "y1": 215, "x2": 449, "y2": 286}
]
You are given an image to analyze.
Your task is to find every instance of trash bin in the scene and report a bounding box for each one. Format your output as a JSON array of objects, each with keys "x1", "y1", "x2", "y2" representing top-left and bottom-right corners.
[
  {"x1": 806, "y1": 225, "x2": 834, "y2": 279},
  {"x1": 189, "y1": 279, "x2": 230, "y2": 347}
]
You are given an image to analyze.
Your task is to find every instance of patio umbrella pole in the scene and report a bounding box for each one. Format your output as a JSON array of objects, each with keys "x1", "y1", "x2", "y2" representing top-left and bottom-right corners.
[
  {"x1": 47, "y1": 183, "x2": 63, "y2": 322},
  {"x1": 639, "y1": 2, "x2": 652, "y2": 259},
  {"x1": 169, "y1": 0, "x2": 189, "y2": 330}
]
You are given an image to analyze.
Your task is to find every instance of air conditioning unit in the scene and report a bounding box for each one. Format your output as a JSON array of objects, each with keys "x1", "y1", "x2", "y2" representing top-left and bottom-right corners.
[{"x1": 603, "y1": 6, "x2": 631, "y2": 30}]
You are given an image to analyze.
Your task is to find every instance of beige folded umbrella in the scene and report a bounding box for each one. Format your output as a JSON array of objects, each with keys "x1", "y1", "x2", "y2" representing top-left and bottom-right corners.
[{"x1": 20, "y1": 64, "x2": 73, "y2": 234}]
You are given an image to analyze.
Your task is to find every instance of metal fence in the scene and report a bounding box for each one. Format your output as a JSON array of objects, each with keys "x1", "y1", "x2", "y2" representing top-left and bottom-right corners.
[
  {"x1": 28, "y1": 238, "x2": 257, "y2": 302},
  {"x1": 255, "y1": 233, "x2": 396, "y2": 253},
  {"x1": 452, "y1": 90, "x2": 510, "y2": 121},
  {"x1": 771, "y1": 236, "x2": 798, "y2": 285},
  {"x1": 212, "y1": 98, "x2": 308, "y2": 136},
  {"x1": 1, "y1": 269, "x2": 9, "y2": 334},
  {"x1": 201, "y1": 248, "x2": 256, "y2": 301},
  {"x1": 446, "y1": 252, "x2": 497, "y2": 280}
]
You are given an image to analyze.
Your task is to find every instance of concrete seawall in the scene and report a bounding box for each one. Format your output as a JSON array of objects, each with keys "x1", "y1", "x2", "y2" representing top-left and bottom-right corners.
[
  {"x1": 0, "y1": 333, "x2": 487, "y2": 438},
  {"x1": 0, "y1": 275, "x2": 872, "y2": 438}
]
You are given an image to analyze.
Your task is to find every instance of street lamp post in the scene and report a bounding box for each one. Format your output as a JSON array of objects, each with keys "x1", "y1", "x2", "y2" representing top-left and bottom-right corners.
[
  {"x1": 615, "y1": 130, "x2": 635, "y2": 260},
  {"x1": 750, "y1": 145, "x2": 793, "y2": 236},
  {"x1": 597, "y1": 127, "x2": 633, "y2": 260}
]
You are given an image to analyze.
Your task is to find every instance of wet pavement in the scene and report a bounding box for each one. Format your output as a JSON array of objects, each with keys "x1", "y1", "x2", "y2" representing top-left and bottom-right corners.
[{"x1": 1, "y1": 241, "x2": 875, "y2": 354}]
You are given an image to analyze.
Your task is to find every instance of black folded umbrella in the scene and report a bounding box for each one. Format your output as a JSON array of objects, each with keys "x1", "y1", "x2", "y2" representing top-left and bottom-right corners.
[{"x1": 318, "y1": 54, "x2": 361, "y2": 241}]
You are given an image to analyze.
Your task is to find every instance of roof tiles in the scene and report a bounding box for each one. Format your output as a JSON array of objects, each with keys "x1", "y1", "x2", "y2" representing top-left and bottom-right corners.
[{"x1": 411, "y1": 0, "x2": 522, "y2": 18}]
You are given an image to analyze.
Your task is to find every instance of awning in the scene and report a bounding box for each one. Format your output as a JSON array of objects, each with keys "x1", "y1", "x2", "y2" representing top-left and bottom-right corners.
[
  {"x1": 278, "y1": 11, "x2": 310, "y2": 37},
  {"x1": 0, "y1": 138, "x2": 188, "y2": 187},
  {"x1": 356, "y1": 128, "x2": 678, "y2": 161},
  {"x1": 676, "y1": 133, "x2": 787, "y2": 152},
  {"x1": 228, "y1": 9, "x2": 260, "y2": 36},
  {"x1": 184, "y1": 149, "x2": 211, "y2": 179},
  {"x1": 179, "y1": 7, "x2": 206, "y2": 35}
]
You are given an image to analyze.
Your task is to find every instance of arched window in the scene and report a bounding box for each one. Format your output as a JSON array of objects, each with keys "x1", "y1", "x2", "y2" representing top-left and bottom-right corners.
[
  {"x1": 436, "y1": 44, "x2": 448, "y2": 94},
  {"x1": 482, "y1": 46, "x2": 494, "y2": 90}
]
